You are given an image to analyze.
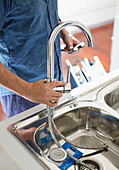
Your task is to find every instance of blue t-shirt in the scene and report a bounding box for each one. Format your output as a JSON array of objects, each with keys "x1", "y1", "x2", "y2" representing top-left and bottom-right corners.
[{"x1": 0, "y1": 0, "x2": 63, "y2": 96}]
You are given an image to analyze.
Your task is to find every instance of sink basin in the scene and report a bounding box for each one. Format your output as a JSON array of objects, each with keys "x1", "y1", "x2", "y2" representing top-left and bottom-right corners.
[
  {"x1": 33, "y1": 106, "x2": 119, "y2": 170},
  {"x1": 104, "y1": 87, "x2": 119, "y2": 113}
]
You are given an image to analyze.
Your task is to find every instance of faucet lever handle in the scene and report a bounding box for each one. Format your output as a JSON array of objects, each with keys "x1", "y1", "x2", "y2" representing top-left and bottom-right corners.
[
  {"x1": 66, "y1": 65, "x2": 70, "y2": 84},
  {"x1": 61, "y1": 42, "x2": 86, "y2": 54},
  {"x1": 64, "y1": 65, "x2": 71, "y2": 93},
  {"x1": 53, "y1": 65, "x2": 71, "y2": 93},
  {"x1": 69, "y1": 42, "x2": 86, "y2": 54}
]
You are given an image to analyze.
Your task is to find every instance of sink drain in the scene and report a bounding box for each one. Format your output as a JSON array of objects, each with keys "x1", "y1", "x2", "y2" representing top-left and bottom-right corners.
[
  {"x1": 49, "y1": 147, "x2": 67, "y2": 167},
  {"x1": 75, "y1": 159, "x2": 103, "y2": 170},
  {"x1": 49, "y1": 147, "x2": 67, "y2": 162}
]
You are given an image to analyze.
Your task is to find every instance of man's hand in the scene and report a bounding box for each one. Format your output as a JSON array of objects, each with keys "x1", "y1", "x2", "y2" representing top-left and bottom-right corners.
[
  {"x1": 24, "y1": 80, "x2": 66, "y2": 107},
  {"x1": 60, "y1": 28, "x2": 80, "y2": 52}
]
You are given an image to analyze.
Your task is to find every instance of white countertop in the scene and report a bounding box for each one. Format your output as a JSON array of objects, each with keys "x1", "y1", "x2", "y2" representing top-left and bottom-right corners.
[{"x1": 0, "y1": 69, "x2": 119, "y2": 170}]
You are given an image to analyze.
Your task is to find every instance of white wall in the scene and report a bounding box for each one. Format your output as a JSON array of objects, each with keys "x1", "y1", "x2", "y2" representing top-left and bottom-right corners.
[
  {"x1": 58, "y1": 0, "x2": 117, "y2": 30},
  {"x1": 110, "y1": 0, "x2": 119, "y2": 71}
]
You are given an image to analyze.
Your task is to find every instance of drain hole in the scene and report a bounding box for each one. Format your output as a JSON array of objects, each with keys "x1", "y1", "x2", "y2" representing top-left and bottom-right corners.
[{"x1": 76, "y1": 159, "x2": 102, "y2": 170}]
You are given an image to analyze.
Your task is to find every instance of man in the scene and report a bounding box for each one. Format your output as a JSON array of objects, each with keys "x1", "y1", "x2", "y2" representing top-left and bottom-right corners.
[{"x1": 0, "y1": 0, "x2": 79, "y2": 118}]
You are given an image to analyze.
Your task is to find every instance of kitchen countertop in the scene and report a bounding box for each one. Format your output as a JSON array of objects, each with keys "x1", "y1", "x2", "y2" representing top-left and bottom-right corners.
[{"x1": 0, "y1": 69, "x2": 119, "y2": 170}]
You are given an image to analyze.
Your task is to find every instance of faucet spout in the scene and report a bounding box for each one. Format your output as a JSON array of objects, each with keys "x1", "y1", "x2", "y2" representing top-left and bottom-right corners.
[{"x1": 47, "y1": 20, "x2": 94, "y2": 81}]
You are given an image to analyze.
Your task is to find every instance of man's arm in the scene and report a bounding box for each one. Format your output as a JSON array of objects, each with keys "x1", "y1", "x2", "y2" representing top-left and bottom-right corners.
[{"x1": 0, "y1": 62, "x2": 66, "y2": 107}]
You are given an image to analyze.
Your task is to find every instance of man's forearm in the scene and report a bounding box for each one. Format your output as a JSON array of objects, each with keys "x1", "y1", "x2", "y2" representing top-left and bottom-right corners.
[
  {"x1": 0, "y1": 62, "x2": 66, "y2": 106},
  {"x1": 0, "y1": 62, "x2": 28, "y2": 96}
]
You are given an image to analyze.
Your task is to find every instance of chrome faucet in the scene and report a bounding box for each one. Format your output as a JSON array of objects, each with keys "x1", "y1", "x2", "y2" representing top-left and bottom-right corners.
[
  {"x1": 46, "y1": 21, "x2": 94, "y2": 170},
  {"x1": 46, "y1": 20, "x2": 94, "y2": 93}
]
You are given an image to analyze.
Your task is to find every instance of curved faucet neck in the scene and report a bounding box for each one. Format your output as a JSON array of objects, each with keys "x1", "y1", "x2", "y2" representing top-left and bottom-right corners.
[{"x1": 47, "y1": 20, "x2": 94, "y2": 81}]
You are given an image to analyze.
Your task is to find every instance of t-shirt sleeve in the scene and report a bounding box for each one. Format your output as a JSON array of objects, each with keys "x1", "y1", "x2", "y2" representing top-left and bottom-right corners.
[{"x1": 0, "y1": 0, "x2": 9, "y2": 30}]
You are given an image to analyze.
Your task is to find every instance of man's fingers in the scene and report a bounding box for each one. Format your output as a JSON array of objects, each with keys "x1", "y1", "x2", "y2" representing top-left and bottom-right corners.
[
  {"x1": 51, "y1": 90, "x2": 63, "y2": 98},
  {"x1": 50, "y1": 81, "x2": 66, "y2": 88},
  {"x1": 47, "y1": 101, "x2": 58, "y2": 107},
  {"x1": 34, "y1": 80, "x2": 66, "y2": 107},
  {"x1": 46, "y1": 94, "x2": 62, "y2": 107},
  {"x1": 64, "y1": 45, "x2": 73, "y2": 52}
]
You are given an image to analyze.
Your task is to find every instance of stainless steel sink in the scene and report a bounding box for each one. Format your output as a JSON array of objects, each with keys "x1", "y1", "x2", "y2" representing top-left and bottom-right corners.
[
  {"x1": 96, "y1": 80, "x2": 119, "y2": 115},
  {"x1": 33, "y1": 106, "x2": 119, "y2": 170},
  {"x1": 104, "y1": 87, "x2": 119, "y2": 113},
  {"x1": 8, "y1": 75, "x2": 119, "y2": 170}
]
